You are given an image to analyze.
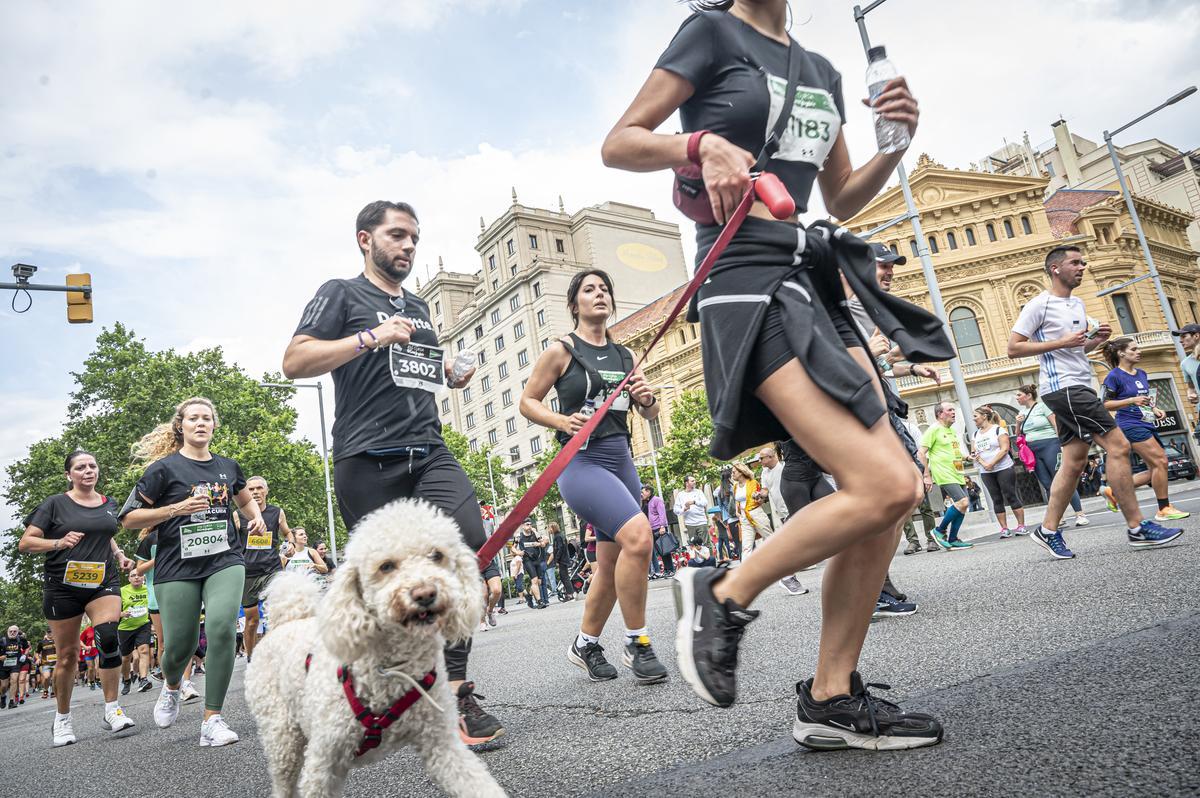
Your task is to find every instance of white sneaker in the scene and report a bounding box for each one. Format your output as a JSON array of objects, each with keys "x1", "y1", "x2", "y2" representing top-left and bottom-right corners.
[
  {"x1": 199, "y1": 714, "x2": 240, "y2": 747},
  {"x1": 102, "y1": 705, "x2": 136, "y2": 732},
  {"x1": 51, "y1": 715, "x2": 76, "y2": 747},
  {"x1": 487, "y1": 609, "x2": 498, "y2": 627},
  {"x1": 154, "y1": 687, "x2": 181, "y2": 728},
  {"x1": 181, "y1": 681, "x2": 201, "y2": 703},
  {"x1": 1074, "y1": 515, "x2": 1089, "y2": 527},
  {"x1": 478, "y1": 621, "x2": 489, "y2": 632}
]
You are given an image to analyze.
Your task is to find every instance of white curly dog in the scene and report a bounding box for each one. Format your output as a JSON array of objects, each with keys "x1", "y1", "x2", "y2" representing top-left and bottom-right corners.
[{"x1": 246, "y1": 499, "x2": 506, "y2": 797}]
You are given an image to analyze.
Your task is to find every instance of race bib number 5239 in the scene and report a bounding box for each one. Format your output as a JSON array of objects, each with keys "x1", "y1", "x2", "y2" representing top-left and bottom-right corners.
[{"x1": 390, "y1": 342, "x2": 445, "y2": 393}]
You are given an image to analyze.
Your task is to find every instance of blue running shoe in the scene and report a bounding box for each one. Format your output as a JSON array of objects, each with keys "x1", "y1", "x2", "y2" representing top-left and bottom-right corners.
[
  {"x1": 1128, "y1": 520, "x2": 1184, "y2": 549},
  {"x1": 1030, "y1": 526, "x2": 1074, "y2": 559}
]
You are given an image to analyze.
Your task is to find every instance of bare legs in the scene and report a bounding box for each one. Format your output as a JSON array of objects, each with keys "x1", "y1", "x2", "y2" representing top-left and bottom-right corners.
[{"x1": 580, "y1": 515, "x2": 653, "y2": 638}]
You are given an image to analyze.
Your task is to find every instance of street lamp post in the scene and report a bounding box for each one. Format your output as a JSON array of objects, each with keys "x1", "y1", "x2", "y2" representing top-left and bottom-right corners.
[
  {"x1": 644, "y1": 384, "x2": 674, "y2": 499},
  {"x1": 852, "y1": 2, "x2": 978, "y2": 442},
  {"x1": 259, "y1": 381, "x2": 339, "y2": 565},
  {"x1": 1102, "y1": 86, "x2": 1196, "y2": 365}
]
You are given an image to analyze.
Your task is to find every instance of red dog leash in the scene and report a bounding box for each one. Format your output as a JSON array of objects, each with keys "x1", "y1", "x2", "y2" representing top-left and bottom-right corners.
[
  {"x1": 340, "y1": 665, "x2": 437, "y2": 758},
  {"x1": 474, "y1": 174, "x2": 792, "y2": 570}
]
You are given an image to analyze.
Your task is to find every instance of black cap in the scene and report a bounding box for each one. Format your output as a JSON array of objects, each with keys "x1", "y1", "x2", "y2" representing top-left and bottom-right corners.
[
  {"x1": 868, "y1": 46, "x2": 887, "y2": 62},
  {"x1": 1172, "y1": 323, "x2": 1200, "y2": 336},
  {"x1": 869, "y1": 242, "x2": 906, "y2": 265}
]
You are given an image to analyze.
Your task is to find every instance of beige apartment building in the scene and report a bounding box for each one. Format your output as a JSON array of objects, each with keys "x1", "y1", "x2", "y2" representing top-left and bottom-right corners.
[
  {"x1": 981, "y1": 120, "x2": 1200, "y2": 255},
  {"x1": 417, "y1": 192, "x2": 688, "y2": 489}
]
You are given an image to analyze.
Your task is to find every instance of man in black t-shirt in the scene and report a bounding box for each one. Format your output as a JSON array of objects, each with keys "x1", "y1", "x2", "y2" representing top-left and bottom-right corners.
[
  {"x1": 283, "y1": 200, "x2": 504, "y2": 746},
  {"x1": 1, "y1": 626, "x2": 30, "y2": 708}
]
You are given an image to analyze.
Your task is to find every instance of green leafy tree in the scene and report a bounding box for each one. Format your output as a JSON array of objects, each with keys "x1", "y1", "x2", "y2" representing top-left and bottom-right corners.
[
  {"x1": 530, "y1": 435, "x2": 564, "y2": 526},
  {"x1": 655, "y1": 389, "x2": 724, "y2": 491},
  {"x1": 442, "y1": 426, "x2": 513, "y2": 509},
  {"x1": 2, "y1": 324, "x2": 340, "y2": 616}
]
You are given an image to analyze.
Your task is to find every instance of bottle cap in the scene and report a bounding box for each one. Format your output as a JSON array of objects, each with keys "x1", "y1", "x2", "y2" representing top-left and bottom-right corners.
[{"x1": 867, "y1": 45, "x2": 887, "y2": 62}]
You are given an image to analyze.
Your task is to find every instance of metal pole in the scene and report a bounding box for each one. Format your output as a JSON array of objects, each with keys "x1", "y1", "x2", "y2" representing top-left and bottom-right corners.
[
  {"x1": 853, "y1": 6, "x2": 977, "y2": 441},
  {"x1": 486, "y1": 454, "x2": 498, "y2": 508},
  {"x1": 315, "y1": 382, "x2": 339, "y2": 566},
  {"x1": 1103, "y1": 134, "x2": 1189, "y2": 364},
  {"x1": 259, "y1": 381, "x2": 339, "y2": 565}
]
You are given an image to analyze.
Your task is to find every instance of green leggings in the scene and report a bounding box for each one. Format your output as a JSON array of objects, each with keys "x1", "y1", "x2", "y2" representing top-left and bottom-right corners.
[{"x1": 155, "y1": 565, "x2": 244, "y2": 712}]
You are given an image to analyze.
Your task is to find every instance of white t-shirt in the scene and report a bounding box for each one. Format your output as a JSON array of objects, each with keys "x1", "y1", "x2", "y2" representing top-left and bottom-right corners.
[
  {"x1": 673, "y1": 489, "x2": 709, "y2": 527},
  {"x1": 972, "y1": 425, "x2": 1013, "y2": 473},
  {"x1": 1012, "y1": 291, "x2": 1094, "y2": 394},
  {"x1": 758, "y1": 464, "x2": 787, "y2": 524}
]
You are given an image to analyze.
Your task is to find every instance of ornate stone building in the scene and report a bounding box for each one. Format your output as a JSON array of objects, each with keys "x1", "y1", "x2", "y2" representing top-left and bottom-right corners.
[{"x1": 845, "y1": 155, "x2": 1200, "y2": 457}]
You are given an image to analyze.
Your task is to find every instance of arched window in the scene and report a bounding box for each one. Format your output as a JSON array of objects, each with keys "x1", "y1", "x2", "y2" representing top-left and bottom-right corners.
[
  {"x1": 909, "y1": 239, "x2": 919, "y2": 257},
  {"x1": 949, "y1": 307, "x2": 986, "y2": 363},
  {"x1": 928, "y1": 235, "x2": 940, "y2": 254},
  {"x1": 1003, "y1": 219, "x2": 1015, "y2": 238},
  {"x1": 1021, "y1": 216, "x2": 1033, "y2": 235},
  {"x1": 986, "y1": 223, "x2": 997, "y2": 242},
  {"x1": 889, "y1": 242, "x2": 899, "y2": 255},
  {"x1": 965, "y1": 227, "x2": 977, "y2": 246},
  {"x1": 947, "y1": 231, "x2": 958, "y2": 250}
]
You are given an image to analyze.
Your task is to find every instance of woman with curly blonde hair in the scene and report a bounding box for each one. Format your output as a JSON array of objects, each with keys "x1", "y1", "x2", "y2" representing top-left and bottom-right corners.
[{"x1": 119, "y1": 396, "x2": 266, "y2": 747}]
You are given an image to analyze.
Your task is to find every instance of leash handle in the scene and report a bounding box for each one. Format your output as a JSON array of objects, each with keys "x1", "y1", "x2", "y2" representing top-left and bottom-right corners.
[{"x1": 475, "y1": 176, "x2": 780, "y2": 569}]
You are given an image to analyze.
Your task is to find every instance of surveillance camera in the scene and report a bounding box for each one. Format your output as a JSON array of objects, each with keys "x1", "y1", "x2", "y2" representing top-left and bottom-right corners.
[{"x1": 11, "y1": 263, "x2": 37, "y2": 280}]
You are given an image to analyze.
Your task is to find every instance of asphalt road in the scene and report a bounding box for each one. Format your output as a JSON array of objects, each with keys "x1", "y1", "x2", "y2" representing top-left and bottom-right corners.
[{"x1": 2, "y1": 481, "x2": 1198, "y2": 797}]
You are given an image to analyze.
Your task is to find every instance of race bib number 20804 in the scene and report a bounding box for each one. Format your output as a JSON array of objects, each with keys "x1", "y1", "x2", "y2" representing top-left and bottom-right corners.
[{"x1": 390, "y1": 342, "x2": 445, "y2": 393}]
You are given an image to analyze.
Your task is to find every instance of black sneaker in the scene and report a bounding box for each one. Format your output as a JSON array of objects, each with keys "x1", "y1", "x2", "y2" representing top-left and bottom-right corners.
[
  {"x1": 568, "y1": 639, "x2": 618, "y2": 682},
  {"x1": 455, "y1": 682, "x2": 505, "y2": 746},
  {"x1": 872, "y1": 593, "x2": 918, "y2": 618},
  {"x1": 121, "y1": 679, "x2": 131, "y2": 696},
  {"x1": 672, "y1": 566, "x2": 759, "y2": 708},
  {"x1": 793, "y1": 672, "x2": 943, "y2": 751},
  {"x1": 622, "y1": 636, "x2": 668, "y2": 684},
  {"x1": 137, "y1": 677, "x2": 153, "y2": 693}
]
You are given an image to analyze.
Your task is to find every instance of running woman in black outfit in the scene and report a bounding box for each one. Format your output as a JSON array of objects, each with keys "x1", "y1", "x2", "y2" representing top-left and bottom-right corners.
[
  {"x1": 283, "y1": 200, "x2": 504, "y2": 745},
  {"x1": 603, "y1": 1, "x2": 948, "y2": 750},
  {"x1": 19, "y1": 450, "x2": 137, "y2": 746},
  {"x1": 521, "y1": 269, "x2": 668, "y2": 685}
]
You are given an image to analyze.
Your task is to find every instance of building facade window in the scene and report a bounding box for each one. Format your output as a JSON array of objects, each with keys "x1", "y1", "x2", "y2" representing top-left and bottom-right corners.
[
  {"x1": 927, "y1": 235, "x2": 939, "y2": 254},
  {"x1": 498, "y1": 362, "x2": 509, "y2": 379},
  {"x1": 494, "y1": 334, "x2": 505, "y2": 352},
  {"x1": 469, "y1": 438, "x2": 478, "y2": 453},
  {"x1": 434, "y1": 300, "x2": 441, "y2": 316},
  {"x1": 455, "y1": 337, "x2": 465, "y2": 352},
  {"x1": 965, "y1": 227, "x2": 977, "y2": 246},
  {"x1": 947, "y1": 231, "x2": 958, "y2": 250},
  {"x1": 510, "y1": 264, "x2": 518, "y2": 277},
  {"x1": 514, "y1": 321, "x2": 525, "y2": 340},
  {"x1": 488, "y1": 429, "x2": 498, "y2": 445},
  {"x1": 488, "y1": 254, "x2": 496, "y2": 271},
  {"x1": 555, "y1": 238, "x2": 565, "y2": 253},
  {"x1": 1003, "y1": 219, "x2": 1015, "y2": 238},
  {"x1": 466, "y1": 412, "x2": 476, "y2": 429},
  {"x1": 889, "y1": 243, "x2": 899, "y2": 255},
  {"x1": 441, "y1": 398, "x2": 450, "y2": 414},
  {"x1": 502, "y1": 388, "x2": 513, "y2": 407},
  {"x1": 1112, "y1": 293, "x2": 1138, "y2": 334},
  {"x1": 909, "y1": 239, "x2": 919, "y2": 257},
  {"x1": 509, "y1": 295, "x2": 521, "y2": 312},
  {"x1": 528, "y1": 234, "x2": 538, "y2": 250},
  {"x1": 477, "y1": 350, "x2": 487, "y2": 365},
  {"x1": 517, "y1": 349, "x2": 529, "y2": 368},
  {"x1": 949, "y1": 306, "x2": 986, "y2": 363},
  {"x1": 463, "y1": 387, "x2": 472, "y2": 403},
  {"x1": 491, "y1": 278, "x2": 498, "y2": 291},
  {"x1": 1021, "y1": 216, "x2": 1033, "y2": 235},
  {"x1": 648, "y1": 416, "x2": 664, "y2": 449},
  {"x1": 506, "y1": 239, "x2": 515, "y2": 256},
  {"x1": 532, "y1": 281, "x2": 541, "y2": 298},
  {"x1": 481, "y1": 375, "x2": 492, "y2": 392},
  {"x1": 986, "y1": 223, "x2": 997, "y2": 242},
  {"x1": 530, "y1": 436, "x2": 542, "y2": 455},
  {"x1": 509, "y1": 445, "x2": 520, "y2": 463},
  {"x1": 490, "y1": 309, "x2": 501, "y2": 326},
  {"x1": 484, "y1": 401, "x2": 495, "y2": 419},
  {"x1": 505, "y1": 417, "x2": 517, "y2": 435},
  {"x1": 474, "y1": 324, "x2": 484, "y2": 340},
  {"x1": 1189, "y1": 300, "x2": 1199, "y2": 324},
  {"x1": 540, "y1": 338, "x2": 549, "y2": 351},
  {"x1": 537, "y1": 309, "x2": 546, "y2": 326}
]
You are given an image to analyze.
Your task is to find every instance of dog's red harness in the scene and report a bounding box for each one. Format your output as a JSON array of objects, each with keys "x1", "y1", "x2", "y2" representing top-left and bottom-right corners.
[{"x1": 304, "y1": 654, "x2": 437, "y2": 758}]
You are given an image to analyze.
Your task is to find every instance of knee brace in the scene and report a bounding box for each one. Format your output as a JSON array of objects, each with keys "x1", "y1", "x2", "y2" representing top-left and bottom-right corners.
[{"x1": 94, "y1": 621, "x2": 122, "y2": 669}]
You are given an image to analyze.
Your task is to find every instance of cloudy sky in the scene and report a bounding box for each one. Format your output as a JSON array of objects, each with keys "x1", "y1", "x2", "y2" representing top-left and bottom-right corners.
[{"x1": 2, "y1": 0, "x2": 1198, "y2": 523}]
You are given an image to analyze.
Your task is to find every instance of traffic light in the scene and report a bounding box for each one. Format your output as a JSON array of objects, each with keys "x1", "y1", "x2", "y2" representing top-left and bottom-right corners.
[{"x1": 66, "y1": 273, "x2": 93, "y2": 324}]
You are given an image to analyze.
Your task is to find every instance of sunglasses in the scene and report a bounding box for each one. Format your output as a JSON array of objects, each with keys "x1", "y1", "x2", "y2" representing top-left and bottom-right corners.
[{"x1": 389, "y1": 295, "x2": 406, "y2": 313}]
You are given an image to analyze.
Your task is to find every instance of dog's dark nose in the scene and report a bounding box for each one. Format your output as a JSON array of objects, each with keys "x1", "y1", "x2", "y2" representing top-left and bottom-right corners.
[{"x1": 411, "y1": 586, "x2": 438, "y2": 607}]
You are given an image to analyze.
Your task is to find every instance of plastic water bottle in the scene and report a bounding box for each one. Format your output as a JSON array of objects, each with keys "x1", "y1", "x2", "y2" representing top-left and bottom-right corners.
[
  {"x1": 450, "y1": 350, "x2": 477, "y2": 384},
  {"x1": 579, "y1": 398, "x2": 596, "y2": 418},
  {"x1": 866, "y1": 46, "x2": 910, "y2": 154}
]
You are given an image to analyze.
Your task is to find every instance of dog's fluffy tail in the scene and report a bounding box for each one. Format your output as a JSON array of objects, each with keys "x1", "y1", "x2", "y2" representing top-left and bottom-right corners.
[{"x1": 261, "y1": 571, "x2": 322, "y2": 629}]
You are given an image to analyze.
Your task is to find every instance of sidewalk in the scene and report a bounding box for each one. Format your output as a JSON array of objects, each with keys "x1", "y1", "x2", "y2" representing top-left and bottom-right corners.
[{"x1": 950, "y1": 478, "x2": 1200, "y2": 540}]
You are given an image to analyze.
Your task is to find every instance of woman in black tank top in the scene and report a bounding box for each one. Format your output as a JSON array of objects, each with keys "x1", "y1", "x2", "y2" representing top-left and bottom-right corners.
[{"x1": 520, "y1": 270, "x2": 669, "y2": 684}]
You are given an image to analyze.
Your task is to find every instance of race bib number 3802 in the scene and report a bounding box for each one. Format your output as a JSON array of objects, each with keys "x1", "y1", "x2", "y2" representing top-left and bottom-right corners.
[
  {"x1": 180, "y1": 521, "x2": 231, "y2": 560},
  {"x1": 390, "y1": 342, "x2": 445, "y2": 392}
]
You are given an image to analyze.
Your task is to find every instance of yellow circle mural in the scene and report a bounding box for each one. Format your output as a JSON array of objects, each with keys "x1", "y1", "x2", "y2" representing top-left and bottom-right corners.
[{"x1": 616, "y1": 242, "x2": 668, "y2": 272}]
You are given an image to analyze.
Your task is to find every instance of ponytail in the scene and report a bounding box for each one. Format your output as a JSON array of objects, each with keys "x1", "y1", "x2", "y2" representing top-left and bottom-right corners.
[{"x1": 132, "y1": 396, "x2": 219, "y2": 464}]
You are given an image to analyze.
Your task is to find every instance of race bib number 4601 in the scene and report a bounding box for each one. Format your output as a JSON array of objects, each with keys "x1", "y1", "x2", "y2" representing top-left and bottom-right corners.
[
  {"x1": 765, "y1": 74, "x2": 842, "y2": 168},
  {"x1": 390, "y1": 343, "x2": 445, "y2": 392},
  {"x1": 180, "y1": 521, "x2": 231, "y2": 560}
]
